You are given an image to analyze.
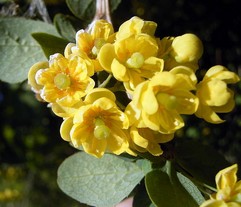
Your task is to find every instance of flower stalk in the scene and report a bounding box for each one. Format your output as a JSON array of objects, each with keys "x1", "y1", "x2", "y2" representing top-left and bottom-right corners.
[{"x1": 86, "y1": 0, "x2": 112, "y2": 32}]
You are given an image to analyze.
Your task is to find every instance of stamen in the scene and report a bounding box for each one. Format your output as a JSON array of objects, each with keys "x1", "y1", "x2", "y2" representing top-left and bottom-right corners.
[
  {"x1": 156, "y1": 92, "x2": 177, "y2": 110},
  {"x1": 91, "y1": 38, "x2": 106, "y2": 57},
  {"x1": 126, "y1": 52, "x2": 144, "y2": 69},
  {"x1": 54, "y1": 73, "x2": 71, "y2": 90},
  {"x1": 94, "y1": 118, "x2": 110, "y2": 139}
]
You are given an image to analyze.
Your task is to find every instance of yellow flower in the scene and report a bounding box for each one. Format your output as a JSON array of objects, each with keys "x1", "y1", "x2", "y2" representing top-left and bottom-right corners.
[
  {"x1": 67, "y1": 20, "x2": 114, "y2": 72},
  {"x1": 157, "y1": 34, "x2": 203, "y2": 71},
  {"x1": 126, "y1": 71, "x2": 198, "y2": 133},
  {"x1": 98, "y1": 33, "x2": 164, "y2": 92},
  {"x1": 171, "y1": 33, "x2": 203, "y2": 63},
  {"x1": 129, "y1": 126, "x2": 174, "y2": 156},
  {"x1": 195, "y1": 65, "x2": 240, "y2": 123},
  {"x1": 116, "y1": 16, "x2": 157, "y2": 40},
  {"x1": 60, "y1": 88, "x2": 130, "y2": 158},
  {"x1": 200, "y1": 164, "x2": 241, "y2": 207},
  {"x1": 29, "y1": 53, "x2": 95, "y2": 106}
]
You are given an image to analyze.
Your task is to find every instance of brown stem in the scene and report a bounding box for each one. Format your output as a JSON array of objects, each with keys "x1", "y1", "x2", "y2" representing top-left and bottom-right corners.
[
  {"x1": 86, "y1": 0, "x2": 112, "y2": 32},
  {"x1": 93, "y1": 0, "x2": 112, "y2": 23}
]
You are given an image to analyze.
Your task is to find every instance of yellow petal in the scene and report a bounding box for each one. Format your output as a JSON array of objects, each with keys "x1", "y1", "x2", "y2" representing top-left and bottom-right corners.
[
  {"x1": 150, "y1": 71, "x2": 176, "y2": 88},
  {"x1": 64, "y1": 43, "x2": 75, "y2": 58},
  {"x1": 130, "y1": 126, "x2": 148, "y2": 148},
  {"x1": 107, "y1": 125, "x2": 129, "y2": 154},
  {"x1": 174, "y1": 89, "x2": 199, "y2": 114},
  {"x1": 212, "y1": 91, "x2": 235, "y2": 113},
  {"x1": 60, "y1": 117, "x2": 73, "y2": 141},
  {"x1": 98, "y1": 43, "x2": 116, "y2": 72},
  {"x1": 90, "y1": 20, "x2": 114, "y2": 40},
  {"x1": 51, "y1": 100, "x2": 84, "y2": 118},
  {"x1": 93, "y1": 97, "x2": 116, "y2": 111},
  {"x1": 84, "y1": 88, "x2": 116, "y2": 104},
  {"x1": 146, "y1": 143, "x2": 163, "y2": 156},
  {"x1": 142, "y1": 87, "x2": 159, "y2": 115},
  {"x1": 142, "y1": 109, "x2": 184, "y2": 133},
  {"x1": 70, "y1": 123, "x2": 91, "y2": 146},
  {"x1": 28, "y1": 61, "x2": 49, "y2": 92},
  {"x1": 116, "y1": 16, "x2": 157, "y2": 40},
  {"x1": 204, "y1": 65, "x2": 240, "y2": 84},
  {"x1": 216, "y1": 164, "x2": 238, "y2": 190},
  {"x1": 132, "y1": 81, "x2": 149, "y2": 106},
  {"x1": 213, "y1": 71, "x2": 240, "y2": 84},
  {"x1": 82, "y1": 136, "x2": 107, "y2": 158},
  {"x1": 132, "y1": 127, "x2": 165, "y2": 156},
  {"x1": 125, "y1": 102, "x2": 141, "y2": 126},
  {"x1": 142, "y1": 56, "x2": 164, "y2": 77},
  {"x1": 200, "y1": 80, "x2": 231, "y2": 107},
  {"x1": 200, "y1": 200, "x2": 227, "y2": 207},
  {"x1": 73, "y1": 106, "x2": 90, "y2": 123},
  {"x1": 170, "y1": 65, "x2": 197, "y2": 85},
  {"x1": 76, "y1": 30, "x2": 93, "y2": 53},
  {"x1": 195, "y1": 103, "x2": 225, "y2": 124},
  {"x1": 111, "y1": 58, "x2": 129, "y2": 81},
  {"x1": 226, "y1": 202, "x2": 241, "y2": 207}
]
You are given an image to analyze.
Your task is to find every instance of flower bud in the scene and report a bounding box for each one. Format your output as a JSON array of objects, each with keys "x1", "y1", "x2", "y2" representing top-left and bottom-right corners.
[{"x1": 171, "y1": 33, "x2": 203, "y2": 63}]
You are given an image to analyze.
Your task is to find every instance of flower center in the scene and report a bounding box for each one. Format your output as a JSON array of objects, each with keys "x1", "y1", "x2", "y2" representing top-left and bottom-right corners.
[
  {"x1": 54, "y1": 73, "x2": 71, "y2": 90},
  {"x1": 156, "y1": 92, "x2": 178, "y2": 110},
  {"x1": 91, "y1": 38, "x2": 106, "y2": 57},
  {"x1": 126, "y1": 52, "x2": 144, "y2": 69},
  {"x1": 94, "y1": 118, "x2": 110, "y2": 140}
]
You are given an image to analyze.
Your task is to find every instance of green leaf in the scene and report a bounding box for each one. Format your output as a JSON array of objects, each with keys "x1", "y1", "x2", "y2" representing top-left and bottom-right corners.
[
  {"x1": 31, "y1": 33, "x2": 69, "y2": 58},
  {"x1": 66, "y1": 0, "x2": 95, "y2": 21},
  {"x1": 0, "y1": 17, "x2": 59, "y2": 83},
  {"x1": 175, "y1": 139, "x2": 230, "y2": 187},
  {"x1": 57, "y1": 152, "x2": 144, "y2": 207},
  {"x1": 177, "y1": 172, "x2": 205, "y2": 205},
  {"x1": 145, "y1": 161, "x2": 202, "y2": 207},
  {"x1": 53, "y1": 14, "x2": 77, "y2": 42},
  {"x1": 66, "y1": 0, "x2": 122, "y2": 21}
]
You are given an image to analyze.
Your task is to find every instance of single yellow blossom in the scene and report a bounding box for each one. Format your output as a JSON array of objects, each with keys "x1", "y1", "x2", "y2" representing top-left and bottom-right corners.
[
  {"x1": 116, "y1": 16, "x2": 157, "y2": 40},
  {"x1": 200, "y1": 164, "x2": 241, "y2": 207},
  {"x1": 98, "y1": 33, "x2": 164, "y2": 92},
  {"x1": 67, "y1": 20, "x2": 114, "y2": 72},
  {"x1": 129, "y1": 126, "x2": 174, "y2": 156},
  {"x1": 60, "y1": 88, "x2": 130, "y2": 158},
  {"x1": 157, "y1": 34, "x2": 203, "y2": 71},
  {"x1": 29, "y1": 53, "x2": 95, "y2": 107},
  {"x1": 195, "y1": 65, "x2": 240, "y2": 123},
  {"x1": 126, "y1": 71, "x2": 199, "y2": 133}
]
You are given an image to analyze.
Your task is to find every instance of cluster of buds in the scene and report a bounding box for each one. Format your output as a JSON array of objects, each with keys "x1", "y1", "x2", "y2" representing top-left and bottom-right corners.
[{"x1": 28, "y1": 16, "x2": 240, "y2": 158}]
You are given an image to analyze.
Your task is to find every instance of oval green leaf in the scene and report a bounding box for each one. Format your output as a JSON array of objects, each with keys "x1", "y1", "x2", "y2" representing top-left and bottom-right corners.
[
  {"x1": 145, "y1": 161, "x2": 203, "y2": 207},
  {"x1": 0, "y1": 17, "x2": 59, "y2": 83},
  {"x1": 57, "y1": 152, "x2": 144, "y2": 207},
  {"x1": 53, "y1": 14, "x2": 77, "y2": 42}
]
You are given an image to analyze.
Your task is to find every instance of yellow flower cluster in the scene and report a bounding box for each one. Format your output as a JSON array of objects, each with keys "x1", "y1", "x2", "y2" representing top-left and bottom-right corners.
[
  {"x1": 200, "y1": 164, "x2": 241, "y2": 207},
  {"x1": 28, "y1": 16, "x2": 240, "y2": 158}
]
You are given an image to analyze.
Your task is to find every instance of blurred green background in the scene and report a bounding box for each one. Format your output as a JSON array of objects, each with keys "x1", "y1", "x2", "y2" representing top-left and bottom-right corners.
[{"x1": 0, "y1": 0, "x2": 241, "y2": 206}]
